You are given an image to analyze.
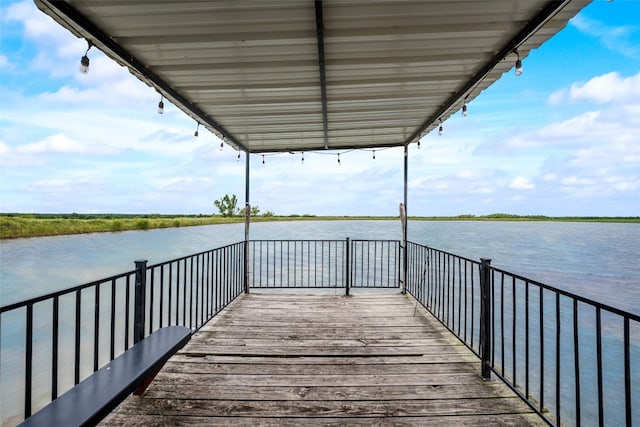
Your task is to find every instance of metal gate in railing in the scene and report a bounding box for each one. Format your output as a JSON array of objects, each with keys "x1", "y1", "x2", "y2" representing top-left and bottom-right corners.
[{"x1": 248, "y1": 238, "x2": 402, "y2": 290}]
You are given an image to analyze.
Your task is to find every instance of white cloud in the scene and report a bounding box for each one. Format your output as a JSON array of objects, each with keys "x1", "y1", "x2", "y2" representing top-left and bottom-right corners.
[
  {"x1": 509, "y1": 176, "x2": 535, "y2": 190},
  {"x1": 568, "y1": 72, "x2": 640, "y2": 103},
  {"x1": 547, "y1": 71, "x2": 640, "y2": 105},
  {"x1": 17, "y1": 133, "x2": 93, "y2": 154},
  {"x1": 570, "y1": 14, "x2": 639, "y2": 59}
]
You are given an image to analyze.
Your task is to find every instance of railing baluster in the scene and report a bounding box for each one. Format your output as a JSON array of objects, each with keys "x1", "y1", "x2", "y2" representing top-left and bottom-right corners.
[
  {"x1": 124, "y1": 275, "x2": 130, "y2": 350},
  {"x1": 500, "y1": 272, "x2": 505, "y2": 377},
  {"x1": 25, "y1": 303, "x2": 33, "y2": 418},
  {"x1": 573, "y1": 299, "x2": 581, "y2": 427},
  {"x1": 624, "y1": 316, "x2": 631, "y2": 427},
  {"x1": 596, "y1": 307, "x2": 604, "y2": 427},
  {"x1": 74, "y1": 289, "x2": 81, "y2": 385},
  {"x1": 539, "y1": 285, "x2": 544, "y2": 412},
  {"x1": 512, "y1": 276, "x2": 517, "y2": 387},
  {"x1": 159, "y1": 264, "x2": 165, "y2": 328},
  {"x1": 93, "y1": 284, "x2": 100, "y2": 372},
  {"x1": 556, "y1": 291, "x2": 561, "y2": 427},
  {"x1": 526, "y1": 280, "x2": 530, "y2": 398},
  {"x1": 51, "y1": 296, "x2": 59, "y2": 400},
  {"x1": 110, "y1": 279, "x2": 116, "y2": 360}
]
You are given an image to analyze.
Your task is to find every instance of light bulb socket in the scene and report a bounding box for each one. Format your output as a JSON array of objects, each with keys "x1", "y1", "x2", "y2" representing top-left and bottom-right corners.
[
  {"x1": 157, "y1": 100, "x2": 164, "y2": 114},
  {"x1": 515, "y1": 58, "x2": 523, "y2": 76},
  {"x1": 79, "y1": 55, "x2": 90, "y2": 74},
  {"x1": 462, "y1": 104, "x2": 468, "y2": 117}
]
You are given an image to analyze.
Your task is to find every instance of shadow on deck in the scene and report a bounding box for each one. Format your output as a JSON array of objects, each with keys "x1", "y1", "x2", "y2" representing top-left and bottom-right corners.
[{"x1": 101, "y1": 291, "x2": 544, "y2": 426}]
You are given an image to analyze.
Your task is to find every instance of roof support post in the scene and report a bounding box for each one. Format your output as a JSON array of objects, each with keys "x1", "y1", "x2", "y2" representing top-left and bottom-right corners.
[
  {"x1": 402, "y1": 144, "x2": 408, "y2": 294},
  {"x1": 244, "y1": 152, "x2": 250, "y2": 294},
  {"x1": 314, "y1": 0, "x2": 329, "y2": 150}
]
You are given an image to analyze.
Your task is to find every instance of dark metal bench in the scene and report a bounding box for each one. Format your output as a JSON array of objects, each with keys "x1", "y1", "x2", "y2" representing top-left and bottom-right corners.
[{"x1": 19, "y1": 326, "x2": 191, "y2": 427}]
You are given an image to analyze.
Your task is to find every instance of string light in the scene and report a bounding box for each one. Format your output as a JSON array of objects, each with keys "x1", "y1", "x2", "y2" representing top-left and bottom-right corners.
[
  {"x1": 262, "y1": 154, "x2": 265, "y2": 165},
  {"x1": 219, "y1": 141, "x2": 224, "y2": 151},
  {"x1": 194, "y1": 122, "x2": 200, "y2": 137},
  {"x1": 237, "y1": 151, "x2": 241, "y2": 161},
  {"x1": 462, "y1": 98, "x2": 468, "y2": 117},
  {"x1": 514, "y1": 50, "x2": 523, "y2": 76},
  {"x1": 301, "y1": 152, "x2": 305, "y2": 164},
  {"x1": 79, "y1": 40, "x2": 93, "y2": 74},
  {"x1": 337, "y1": 154, "x2": 341, "y2": 165},
  {"x1": 157, "y1": 95, "x2": 164, "y2": 114},
  {"x1": 372, "y1": 150, "x2": 376, "y2": 160},
  {"x1": 417, "y1": 140, "x2": 421, "y2": 149},
  {"x1": 438, "y1": 118, "x2": 443, "y2": 136}
]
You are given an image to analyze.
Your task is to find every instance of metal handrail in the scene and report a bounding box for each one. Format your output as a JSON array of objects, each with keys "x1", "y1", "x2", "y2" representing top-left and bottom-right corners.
[
  {"x1": 3, "y1": 238, "x2": 637, "y2": 426},
  {"x1": 405, "y1": 241, "x2": 639, "y2": 427},
  {"x1": 0, "y1": 241, "x2": 245, "y2": 423}
]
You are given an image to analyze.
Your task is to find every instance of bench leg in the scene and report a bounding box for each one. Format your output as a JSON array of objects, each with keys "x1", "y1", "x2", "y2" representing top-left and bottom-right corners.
[{"x1": 134, "y1": 367, "x2": 162, "y2": 396}]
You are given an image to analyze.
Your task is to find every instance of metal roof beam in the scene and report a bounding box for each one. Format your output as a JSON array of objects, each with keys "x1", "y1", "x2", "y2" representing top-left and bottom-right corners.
[{"x1": 314, "y1": 0, "x2": 330, "y2": 150}]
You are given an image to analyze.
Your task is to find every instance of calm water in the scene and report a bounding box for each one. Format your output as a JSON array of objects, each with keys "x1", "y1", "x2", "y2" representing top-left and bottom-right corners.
[
  {"x1": 1, "y1": 220, "x2": 639, "y2": 426},
  {"x1": 2, "y1": 220, "x2": 639, "y2": 312}
]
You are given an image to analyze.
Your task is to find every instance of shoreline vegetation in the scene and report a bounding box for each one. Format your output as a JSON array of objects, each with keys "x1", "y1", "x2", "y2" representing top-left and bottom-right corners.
[{"x1": 1, "y1": 213, "x2": 638, "y2": 240}]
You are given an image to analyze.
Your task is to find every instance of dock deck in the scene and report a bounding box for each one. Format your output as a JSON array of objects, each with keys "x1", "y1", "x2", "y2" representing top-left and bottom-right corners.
[{"x1": 101, "y1": 291, "x2": 543, "y2": 426}]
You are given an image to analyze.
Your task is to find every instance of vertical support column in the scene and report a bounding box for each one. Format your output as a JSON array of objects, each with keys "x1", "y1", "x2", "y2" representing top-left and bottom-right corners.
[
  {"x1": 402, "y1": 144, "x2": 408, "y2": 294},
  {"x1": 134, "y1": 259, "x2": 147, "y2": 344},
  {"x1": 345, "y1": 237, "x2": 351, "y2": 296},
  {"x1": 244, "y1": 151, "x2": 251, "y2": 294},
  {"x1": 480, "y1": 258, "x2": 492, "y2": 379}
]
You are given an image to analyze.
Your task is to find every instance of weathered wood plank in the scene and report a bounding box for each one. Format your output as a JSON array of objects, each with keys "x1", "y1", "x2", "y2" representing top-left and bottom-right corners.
[
  {"x1": 169, "y1": 353, "x2": 477, "y2": 365},
  {"x1": 143, "y1": 382, "x2": 518, "y2": 400},
  {"x1": 161, "y1": 361, "x2": 478, "y2": 375},
  {"x1": 106, "y1": 397, "x2": 534, "y2": 417},
  {"x1": 102, "y1": 412, "x2": 544, "y2": 427}
]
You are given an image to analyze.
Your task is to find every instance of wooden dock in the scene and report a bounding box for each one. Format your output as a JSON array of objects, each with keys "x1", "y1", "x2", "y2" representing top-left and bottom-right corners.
[{"x1": 101, "y1": 292, "x2": 544, "y2": 426}]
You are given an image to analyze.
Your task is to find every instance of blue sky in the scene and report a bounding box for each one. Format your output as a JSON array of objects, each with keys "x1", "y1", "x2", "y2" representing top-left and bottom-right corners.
[{"x1": 1, "y1": 1, "x2": 639, "y2": 216}]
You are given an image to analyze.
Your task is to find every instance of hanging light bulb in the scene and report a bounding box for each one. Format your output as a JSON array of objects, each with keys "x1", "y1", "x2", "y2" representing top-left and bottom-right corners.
[
  {"x1": 79, "y1": 40, "x2": 93, "y2": 74},
  {"x1": 301, "y1": 152, "x2": 305, "y2": 164},
  {"x1": 372, "y1": 150, "x2": 376, "y2": 160},
  {"x1": 417, "y1": 140, "x2": 421, "y2": 149},
  {"x1": 438, "y1": 119, "x2": 443, "y2": 136},
  {"x1": 337, "y1": 154, "x2": 341, "y2": 165},
  {"x1": 194, "y1": 122, "x2": 200, "y2": 137},
  {"x1": 462, "y1": 101, "x2": 468, "y2": 117},
  {"x1": 262, "y1": 154, "x2": 265, "y2": 165},
  {"x1": 515, "y1": 51, "x2": 523, "y2": 76},
  {"x1": 157, "y1": 95, "x2": 164, "y2": 114},
  {"x1": 219, "y1": 141, "x2": 224, "y2": 151},
  {"x1": 237, "y1": 151, "x2": 241, "y2": 162}
]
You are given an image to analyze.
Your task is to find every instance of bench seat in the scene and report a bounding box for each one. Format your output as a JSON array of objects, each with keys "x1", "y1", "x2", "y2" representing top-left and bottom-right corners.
[{"x1": 19, "y1": 326, "x2": 191, "y2": 427}]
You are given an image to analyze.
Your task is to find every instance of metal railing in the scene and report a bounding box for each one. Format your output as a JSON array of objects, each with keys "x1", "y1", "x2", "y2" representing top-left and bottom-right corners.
[
  {"x1": 0, "y1": 241, "x2": 244, "y2": 424},
  {"x1": 405, "y1": 241, "x2": 639, "y2": 427},
  {"x1": 248, "y1": 239, "x2": 401, "y2": 292},
  {"x1": 3, "y1": 238, "x2": 637, "y2": 427}
]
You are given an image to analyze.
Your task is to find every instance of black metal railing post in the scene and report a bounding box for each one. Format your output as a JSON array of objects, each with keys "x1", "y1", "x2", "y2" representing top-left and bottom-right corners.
[
  {"x1": 480, "y1": 258, "x2": 492, "y2": 379},
  {"x1": 345, "y1": 237, "x2": 351, "y2": 296},
  {"x1": 134, "y1": 260, "x2": 147, "y2": 344}
]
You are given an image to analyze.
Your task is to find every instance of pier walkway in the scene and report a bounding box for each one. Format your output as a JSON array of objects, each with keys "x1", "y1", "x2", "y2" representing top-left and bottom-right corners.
[{"x1": 101, "y1": 291, "x2": 543, "y2": 426}]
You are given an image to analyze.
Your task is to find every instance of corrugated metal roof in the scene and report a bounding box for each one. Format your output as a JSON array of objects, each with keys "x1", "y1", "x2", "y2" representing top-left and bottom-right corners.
[{"x1": 35, "y1": 0, "x2": 590, "y2": 153}]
